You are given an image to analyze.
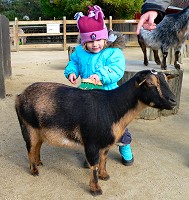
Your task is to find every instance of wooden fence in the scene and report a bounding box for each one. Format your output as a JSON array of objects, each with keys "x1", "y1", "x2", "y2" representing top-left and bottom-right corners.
[
  {"x1": 9, "y1": 17, "x2": 140, "y2": 51},
  {"x1": 0, "y1": 15, "x2": 11, "y2": 98}
]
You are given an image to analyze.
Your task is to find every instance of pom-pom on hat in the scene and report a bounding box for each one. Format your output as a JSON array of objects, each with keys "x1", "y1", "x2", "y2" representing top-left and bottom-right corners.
[{"x1": 74, "y1": 5, "x2": 108, "y2": 45}]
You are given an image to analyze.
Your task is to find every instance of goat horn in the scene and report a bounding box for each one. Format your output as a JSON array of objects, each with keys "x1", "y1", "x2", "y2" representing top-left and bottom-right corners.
[
  {"x1": 138, "y1": 79, "x2": 146, "y2": 86},
  {"x1": 135, "y1": 79, "x2": 146, "y2": 88}
]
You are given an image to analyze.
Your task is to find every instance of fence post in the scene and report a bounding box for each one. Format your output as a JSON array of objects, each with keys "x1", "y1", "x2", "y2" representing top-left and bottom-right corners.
[
  {"x1": 0, "y1": 15, "x2": 11, "y2": 99},
  {"x1": 63, "y1": 16, "x2": 67, "y2": 51},
  {"x1": 14, "y1": 17, "x2": 19, "y2": 52},
  {"x1": 109, "y1": 16, "x2": 112, "y2": 30},
  {"x1": 2, "y1": 16, "x2": 11, "y2": 78},
  {"x1": 0, "y1": 16, "x2": 5, "y2": 98}
]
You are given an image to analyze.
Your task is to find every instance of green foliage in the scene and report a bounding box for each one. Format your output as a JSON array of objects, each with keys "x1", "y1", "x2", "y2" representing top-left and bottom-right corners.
[
  {"x1": 0, "y1": 0, "x2": 143, "y2": 20},
  {"x1": 0, "y1": 0, "x2": 43, "y2": 21},
  {"x1": 40, "y1": 0, "x2": 67, "y2": 19},
  {"x1": 100, "y1": 0, "x2": 143, "y2": 19},
  {"x1": 41, "y1": 0, "x2": 143, "y2": 19}
]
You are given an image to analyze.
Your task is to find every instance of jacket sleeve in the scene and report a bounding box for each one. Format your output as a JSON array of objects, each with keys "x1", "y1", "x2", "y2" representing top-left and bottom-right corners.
[
  {"x1": 95, "y1": 48, "x2": 126, "y2": 85},
  {"x1": 64, "y1": 49, "x2": 80, "y2": 79},
  {"x1": 141, "y1": 0, "x2": 172, "y2": 23}
]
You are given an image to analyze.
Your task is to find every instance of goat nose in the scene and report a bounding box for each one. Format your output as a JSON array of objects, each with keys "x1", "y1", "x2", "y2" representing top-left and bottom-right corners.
[{"x1": 169, "y1": 97, "x2": 177, "y2": 106}]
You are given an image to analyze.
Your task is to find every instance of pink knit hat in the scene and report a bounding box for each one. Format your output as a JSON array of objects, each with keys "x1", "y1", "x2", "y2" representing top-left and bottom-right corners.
[{"x1": 74, "y1": 5, "x2": 108, "y2": 45}]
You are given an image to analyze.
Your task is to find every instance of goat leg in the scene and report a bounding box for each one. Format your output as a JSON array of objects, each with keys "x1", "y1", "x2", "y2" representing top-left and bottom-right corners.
[
  {"x1": 153, "y1": 50, "x2": 161, "y2": 65},
  {"x1": 174, "y1": 50, "x2": 181, "y2": 69},
  {"x1": 141, "y1": 45, "x2": 148, "y2": 66},
  {"x1": 161, "y1": 51, "x2": 168, "y2": 70},
  {"x1": 35, "y1": 140, "x2": 43, "y2": 166},
  {"x1": 29, "y1": 149, "x2": 39, "y2": 176},
  {"x1": 98, "y1": 148, "x2": 110, "y2": 181},
  {"x1": 137, "y1": 35, "x2": 149, "y2": 66},
  {"x1": 89, "y1": 165, "x2": 103, "y2": 196},
  {"x1": 85, "y1": 146, "x2": 103, "y2": 195},
  {"x1": 28, "y1": 132, "x2": 43, "y2": 176}
]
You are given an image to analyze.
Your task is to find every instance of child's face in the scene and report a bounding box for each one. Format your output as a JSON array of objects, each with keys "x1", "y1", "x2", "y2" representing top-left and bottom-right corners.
[{"x1": 85, "y1": 39, "x2": 106, "y2": 53}]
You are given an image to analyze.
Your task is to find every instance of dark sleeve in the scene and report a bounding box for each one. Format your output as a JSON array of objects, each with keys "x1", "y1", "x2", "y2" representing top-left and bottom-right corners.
[{"x1": 141, "y1": 0, "x2": 171, "y2": 23}]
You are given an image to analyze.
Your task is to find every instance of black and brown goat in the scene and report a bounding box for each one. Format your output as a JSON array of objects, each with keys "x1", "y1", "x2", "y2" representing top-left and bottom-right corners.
[
  {"x1": 138, "y1": 5, "x2": 189, "y2": 70},
  {"x1": 15, "y1": 70, "x2": 177, "y2": 196}
]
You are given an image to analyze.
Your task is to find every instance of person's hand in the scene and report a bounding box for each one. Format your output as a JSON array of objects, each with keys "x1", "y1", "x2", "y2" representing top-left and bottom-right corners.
[
  {"x1": 90, "y1": 74, "x2": 100, "y2": 85},
  {"x1": 68, "y1": 73, "x2": 77, "y2": 84},
  {"x1": 136, "y1": 11, "x2": 158, "y2": 35}
]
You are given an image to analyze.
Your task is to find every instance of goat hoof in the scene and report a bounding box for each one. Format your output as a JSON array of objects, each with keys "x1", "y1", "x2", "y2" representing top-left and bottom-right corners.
[
  {"x1": 90, "y1": 189, "x2": 103, "y2": 196},
  {"x1": 31, "y1": 170, "x2": 39, "y2": 176},
  {"x1": 37, "y1": 161, "x2": 43, "y2": 166},
  {"x1": 155, "y1": 60, "x2": 161, "y2": 65},
  {"x1": 161, "y1": 66, "x2": 167, "y2": 70},
  {"x1": 99, "y1": 174, "x2": 110, "y2": 181},
  {"x1": 144, "y1": 61, "x2": 148, "y2": 66},
  {"x1": 175, "y1": 64, "x2": 180, "y2": 70},
  {"x1": 30, "y1": 163, "x2": 39, "y2": 176},
  {"x1": 31, "y1": 167, "x2": 39, "y2": 176}
]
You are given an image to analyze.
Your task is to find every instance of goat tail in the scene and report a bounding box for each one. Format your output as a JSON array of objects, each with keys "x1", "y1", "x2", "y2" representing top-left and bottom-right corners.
[{"x1": 15, "y1": 95, "x2": 31, "y2": 152}]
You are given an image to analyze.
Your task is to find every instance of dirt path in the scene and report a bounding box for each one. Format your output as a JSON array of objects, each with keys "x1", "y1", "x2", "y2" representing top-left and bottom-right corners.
[{"x1": 1, "y1": 48, "x2": 189, "y2": 200}]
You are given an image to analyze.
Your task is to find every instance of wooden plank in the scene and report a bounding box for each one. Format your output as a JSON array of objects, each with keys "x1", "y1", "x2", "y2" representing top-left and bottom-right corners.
[
  {"x1": 65, "y1": 20, "x2": 77, "y2": 24},
  {"x1": 1, "y1": 15, "x2": 11, "y2": 78},
  {"x1": 18, "y1": 33, "x2": 64, "y2": 37},
  {"x1": 104, "y1": 19, "x2": 139, "y2": 24},
  {"x1": 0, "y1": 15, "x2": 6, "y2": 98},
  {"x1": 63, "y1": 16, "x2": 67, "y2": 51},
  {"x1": 66, "y1": 32, "x2": 79, "y2": 36},
  {"x1": 122, "y1": 32, "x2": 137, "y2": 35},
  {"x1": 18, "y1": 20, "x2": 64, "y2": 25},
  {"x1": 0, "y1": 54, "x2": 5, "y2": 98},
  {"x1": 19, "y1": 44, "x2": 64, "y2": 50},
  {"x1": 126, "y1": 41, "x2": 139, "y2": 47},
  {"x1": 14, "y1": 18, "x2": 19, "y2": 51}
]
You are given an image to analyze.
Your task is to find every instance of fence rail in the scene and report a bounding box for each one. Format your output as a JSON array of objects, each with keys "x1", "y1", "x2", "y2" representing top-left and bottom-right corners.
[
  {"x1": 9, "y1": 17, "x2": 140, "y2": 51},
  {"x1": 10, "y1": 17, "x2": 189, "y2": 52}
]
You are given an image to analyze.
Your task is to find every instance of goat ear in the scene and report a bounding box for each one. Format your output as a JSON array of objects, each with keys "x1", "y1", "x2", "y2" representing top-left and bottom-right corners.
[
  {"x1": 135, "y1": 79, "x2": 146, "y2": 88},
  {"x1": 165, "y1": 73, "x2": 179, "y2": 80}
]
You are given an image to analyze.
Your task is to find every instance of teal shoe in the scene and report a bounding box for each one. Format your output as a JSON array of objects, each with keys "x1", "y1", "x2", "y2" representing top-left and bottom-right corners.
[
  {"x1": 119, "y1": 144, "x2": 134, "y2": 166},
  {"x1": 121, "y1": 156, "x2": 134, "y2": 166}
]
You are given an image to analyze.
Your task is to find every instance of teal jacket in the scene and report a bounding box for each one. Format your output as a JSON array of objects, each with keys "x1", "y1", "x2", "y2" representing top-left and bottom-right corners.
[{"x1": 64, "y1": 34, "x2": 126, "y2": 90}]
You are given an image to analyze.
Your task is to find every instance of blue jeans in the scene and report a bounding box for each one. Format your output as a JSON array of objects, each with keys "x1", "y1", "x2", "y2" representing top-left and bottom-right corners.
[{"x1": 119, "y1": 128, "x2": 132, "y2": 144}]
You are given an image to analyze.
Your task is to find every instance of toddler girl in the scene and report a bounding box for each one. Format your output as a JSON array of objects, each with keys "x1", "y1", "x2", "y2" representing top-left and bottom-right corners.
[{"x1": 64, "y1": 5, "x2": 134, "y2": 166}]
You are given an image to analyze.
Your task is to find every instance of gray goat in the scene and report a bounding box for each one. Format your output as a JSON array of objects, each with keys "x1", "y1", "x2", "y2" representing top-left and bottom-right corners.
[{"x1": 138, "y1": 5, "x2": 189, "y2": 70}]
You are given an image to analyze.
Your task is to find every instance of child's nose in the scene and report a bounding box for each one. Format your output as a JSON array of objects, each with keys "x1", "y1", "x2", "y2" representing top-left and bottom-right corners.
[{"x1": 93, "y1": 41, "x2": 98, "y2": 46}]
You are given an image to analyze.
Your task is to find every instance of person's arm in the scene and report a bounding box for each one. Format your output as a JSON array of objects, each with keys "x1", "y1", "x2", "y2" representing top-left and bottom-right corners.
[
  {"x1": 64, "y1": 47, "x2": 80, "y2": 80},
  {"x1": 141, "y1": 0, "x2": 171, "y2": 13},
  {"x1": 136, "y1": 0, "x2": 171, "y2": 34}
]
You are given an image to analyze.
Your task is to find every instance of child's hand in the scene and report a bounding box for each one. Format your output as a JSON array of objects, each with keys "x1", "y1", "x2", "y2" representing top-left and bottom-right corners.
[
  {"x1": 68, "y1": 73, "x2": 77, "y2": 84},
  {"x1": 90, "y1": 74, "x2": 100, "y2": 85}
]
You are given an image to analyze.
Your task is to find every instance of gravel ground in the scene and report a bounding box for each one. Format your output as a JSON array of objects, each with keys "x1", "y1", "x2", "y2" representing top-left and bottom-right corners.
[{"x1": 1, "y1": 47, "x2": 189, "y2": 200}]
